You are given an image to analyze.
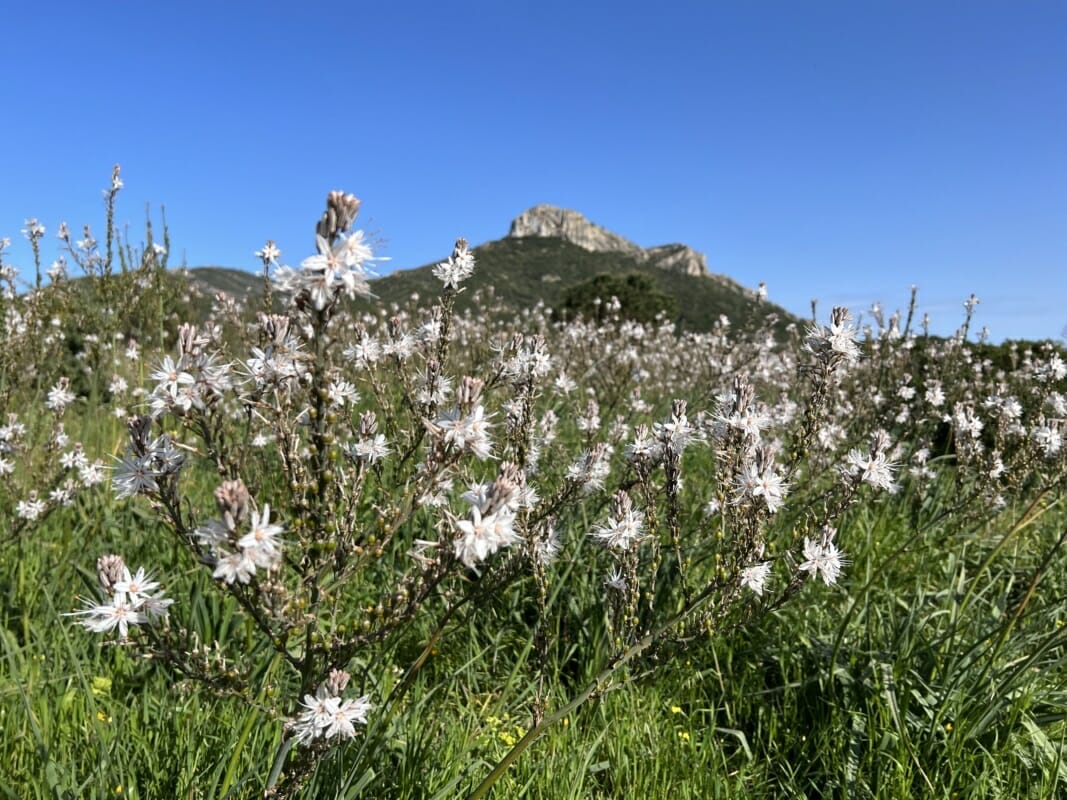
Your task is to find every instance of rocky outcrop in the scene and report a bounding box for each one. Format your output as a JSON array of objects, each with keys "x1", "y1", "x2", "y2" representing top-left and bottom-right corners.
[
  {"x1": 508, "y1": 205, "x2": 710, "y2": 277},
  {"x1": 646, "y1": 244, "x2": 708, "y2": 278}
]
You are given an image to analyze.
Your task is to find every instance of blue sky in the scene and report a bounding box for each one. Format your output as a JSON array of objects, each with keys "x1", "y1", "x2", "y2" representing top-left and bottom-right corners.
[{"x1": 2, "y1": 2, "x2": 1065, "y2": 342}]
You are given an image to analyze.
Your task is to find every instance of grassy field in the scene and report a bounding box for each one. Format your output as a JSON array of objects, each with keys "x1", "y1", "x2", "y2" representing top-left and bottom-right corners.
[
  {"x1": 5, "y1": 476, "x2": 1066, "y2": 798},
  {"x1": 2, "y1": 194, "x2": 1066, "y2": 799}
]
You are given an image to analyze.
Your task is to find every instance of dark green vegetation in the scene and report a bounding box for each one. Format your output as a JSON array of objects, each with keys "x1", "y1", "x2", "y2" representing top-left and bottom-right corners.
[
  {"x1": 559, "y1": 272, "x2": 679, "y2": 325},
  {"x1": 4, "y1": 472, "x2": 1067, "y2": 798},
  {"x1": 4, "y1": 205, "x2": 1066, "y2": 798},
  {"x1": 191, "y1": 236, "x2": 798, "y2": 335}
]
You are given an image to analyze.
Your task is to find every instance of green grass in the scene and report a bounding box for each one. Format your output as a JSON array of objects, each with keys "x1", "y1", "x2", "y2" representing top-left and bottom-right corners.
[
  {"x1": 3, "y1": 479, "x2": 1065, "y2": 798},
  {"x1": 2, "y1": 230, "x2": 1065, "y2": 798}
]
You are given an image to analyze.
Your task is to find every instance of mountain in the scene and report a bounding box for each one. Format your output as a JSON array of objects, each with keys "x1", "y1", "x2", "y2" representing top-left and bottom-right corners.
[
  {"x1": 509, "y1": 205, "x2": 710, "y2": 277},
  {"x1": 189, "y1": 205, "x2": 798, "y2": 335}
]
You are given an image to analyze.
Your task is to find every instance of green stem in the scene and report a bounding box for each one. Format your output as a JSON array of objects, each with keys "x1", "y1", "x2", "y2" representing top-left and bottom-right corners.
[{"x1": 466, "y1": 570, "x2": 727, "y2": 800}]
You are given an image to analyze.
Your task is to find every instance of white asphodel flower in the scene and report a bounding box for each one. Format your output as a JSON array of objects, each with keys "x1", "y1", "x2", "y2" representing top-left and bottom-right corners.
[{"x1": 799, "y1": 530, "x2": 848, "y2": 586}]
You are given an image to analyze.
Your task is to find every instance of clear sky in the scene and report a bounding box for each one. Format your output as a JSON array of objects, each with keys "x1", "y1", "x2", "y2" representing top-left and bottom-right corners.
[{"x1": 2, "y1": 1, "x2": 1065, "y2": 342}]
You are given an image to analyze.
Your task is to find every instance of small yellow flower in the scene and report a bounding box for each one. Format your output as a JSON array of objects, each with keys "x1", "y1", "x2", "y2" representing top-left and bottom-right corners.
[
  {"x1": 945, "y1": 722, "x2": 953, "y2": 732},
  {"x1": 678, "y1": 731, "x2": 690, "y2": 742},
  {"x1": 96, "y1": 711, "x2": 113, "y2": 724},
  {"x1": 670, "y1": 705, "x2": 683, "y2": 714}
]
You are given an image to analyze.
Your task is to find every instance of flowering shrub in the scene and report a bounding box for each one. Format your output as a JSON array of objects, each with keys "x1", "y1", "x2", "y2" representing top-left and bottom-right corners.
[{"x1": 2, "y1": 174, "x2": 1065, "y2": 797}]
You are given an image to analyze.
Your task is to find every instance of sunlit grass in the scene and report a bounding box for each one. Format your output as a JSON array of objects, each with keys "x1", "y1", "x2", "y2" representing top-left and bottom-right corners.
[{"x1": 1, "y1": 179, "x2": 1065, "y2": 798}]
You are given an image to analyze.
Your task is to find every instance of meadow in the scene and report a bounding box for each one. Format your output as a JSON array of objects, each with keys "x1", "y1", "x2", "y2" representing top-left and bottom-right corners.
[{"x1": 2, "y1": 177, "x2": 1066, "y2": 799}]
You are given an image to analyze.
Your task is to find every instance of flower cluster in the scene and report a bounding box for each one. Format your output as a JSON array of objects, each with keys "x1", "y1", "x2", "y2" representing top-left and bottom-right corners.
[
  {"x1": 289, "y1": 669, "x2": 372, "y2": 746},
  {"x1": 432, "y1": 237, "x2": 476, "y2": 289},
  {"x1": 195, "y1": 481, "x2": 284, "y2": 585},
  {"x1": 66, "y1": 555, "x2": 172, "y2": 638},
  {"x1": 272, "y1": 192, "x2": 378, "y2": 312},
  {"x1": 453, "y1": 467, "x2": 523, "y2": 569},
  {"x1": 27, "y1": 182, "x2": 1062, "y2": 798}
]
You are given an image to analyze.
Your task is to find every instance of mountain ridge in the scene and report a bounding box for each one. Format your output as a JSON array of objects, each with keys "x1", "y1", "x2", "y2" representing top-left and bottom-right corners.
[
  {"x1": 508, "y1": 204, "x2": 710, "y2": 278},
  {"x1": 188, "y1": 205, "x2": 798, "y2": 336}
]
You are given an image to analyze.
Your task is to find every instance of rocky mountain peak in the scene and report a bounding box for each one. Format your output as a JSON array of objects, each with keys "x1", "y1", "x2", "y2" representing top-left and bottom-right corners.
[{"x1": 507, "y1": 204, "x2": 709, "y2": 278}]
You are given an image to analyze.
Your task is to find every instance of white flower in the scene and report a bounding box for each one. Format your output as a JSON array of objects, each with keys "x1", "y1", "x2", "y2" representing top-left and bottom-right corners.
[
  {"x1": 326, "y1": 379, "x2": 359, "y2": 408},
  {"x1": 49, "y1": 484, "x2": 76, "y2": 507},
  {"x1": 292, "y1": 688, "x2": 336, "y2": 745},
  {"x1": 435, "y1": 405, "x2": 494, "y2": 460},
  {"x1": 68, "y1": 597, "x2": 146, "y2": 637},
  {"x1": 925, "y1": 383, "x2": 946, "y2": 408},
  {"x1": 291, "y1": 688, "x2": 371, "y2": 745},
  {"x1": 1032, "y1": 424, "x2": 1063, "y2": 456},
  {"x1": 554, "y1": 373, "x2": 577, "y2": 395},
  {"x1": 591, "y1": 507, "x2": 645, "y2": 551},
  {"x1": 213, "y1": 550, "x2": 257, "y2": 584},
  {"x1": 806, "y1": 307, "x2": 861, "y2": 367},
  {"x1": 46, "y1": 380, "x2": 76, "y2": 412},
  {"x1": 454, "y1": 506, "x2": 519, "y2": 568},
  {"x1": 733, "y1": 463, "x2": 788, "y2": 513},
  {"x1": 603, "y1": 567, "x2": 627, "y2": 592},
  {"x1": 653, "y1": 414, "x2": 696, "y2": 453},
  {"x1": 112, "y1": 566, "x2": 161, "y2": 605},
  {"x1": 844, "y1": 449, "x2": 897, "y2": 491},
  {"x1": 16, "y1": 497, "x2": 46, "y2": 520},
  {"x1": 61, "y1": 449, "x2": 88, "y2": 470},
  {"x1": 325, "y1": 695, "x2": 372, "y2": 739},
  {"x1": 236, "y1": 504, "x2": 284, "y2": 569},
  {"x1": 350, "y1": 434, "x2": 390, "y2": 464},
  {"x1": 111, "y1": 454, "x2": 160, "y2": 499},
  {"x1": 255, "y1": 241, "x2": 281, "y2": 264},
  {"x1": 741, "y1": 562, "x2": 772, "y2": 596},
  {"x1": 799, "y1": 531, "x2": 847, "y2": 586},
  {"x1": 79, "y1": 460, "x2": 108, "y2": 487},
  {"x1": 150, "y1": 355, "x2": 195, "y2": 398},
  {"x1": 432, "y1": 240, "x2": 476, "y2": 289},
  {"x1": 286, "y1": 231, "x2": 376, "y2": 309},
  {"x1": 566, "y1": 446, "x2": 612, "y2": 493}
]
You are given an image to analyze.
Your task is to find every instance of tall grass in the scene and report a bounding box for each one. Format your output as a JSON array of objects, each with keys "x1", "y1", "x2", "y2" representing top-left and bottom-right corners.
[{"x1": 1, "y1": 176, "x2": 1065, "y2": 798}]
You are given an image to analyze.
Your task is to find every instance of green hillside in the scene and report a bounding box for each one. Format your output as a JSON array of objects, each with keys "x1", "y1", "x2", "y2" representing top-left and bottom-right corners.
[{"x1": 190, "y1": 236, "x2": 798, "y2": 335}]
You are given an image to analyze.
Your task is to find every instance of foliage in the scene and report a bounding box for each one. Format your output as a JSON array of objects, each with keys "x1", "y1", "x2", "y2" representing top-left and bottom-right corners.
[
  {"x1": 191, "y1": 234, "x2": 797, "y2": 337},
  {"x1": 558, "y1": 271, "x2": 679, "y2": 325},
  {"x1": 1, "y1": 174, "x2": 1066, "y2": 799}
]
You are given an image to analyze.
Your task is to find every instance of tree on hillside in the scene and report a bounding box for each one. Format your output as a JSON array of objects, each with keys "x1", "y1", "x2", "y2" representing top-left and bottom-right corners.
[{"x1": 559, "y1": 271, "x2": 678, "y2": 325}]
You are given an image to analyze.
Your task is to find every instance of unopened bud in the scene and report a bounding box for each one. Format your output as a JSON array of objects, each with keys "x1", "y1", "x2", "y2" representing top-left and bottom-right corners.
[{"x1": 97, "y1": 554, "x2": 126, "y2": 593}]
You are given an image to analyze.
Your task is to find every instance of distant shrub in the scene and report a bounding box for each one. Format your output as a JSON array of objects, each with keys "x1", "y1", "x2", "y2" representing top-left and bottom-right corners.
[{"x1": 559, "y1": 271, "x2": 678, "y2": 324}]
